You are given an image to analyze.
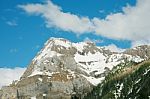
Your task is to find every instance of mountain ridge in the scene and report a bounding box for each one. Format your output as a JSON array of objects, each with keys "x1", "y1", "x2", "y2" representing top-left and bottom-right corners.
[{"x1": 0, "y1": 38, "x2": 150, "y2": 99}]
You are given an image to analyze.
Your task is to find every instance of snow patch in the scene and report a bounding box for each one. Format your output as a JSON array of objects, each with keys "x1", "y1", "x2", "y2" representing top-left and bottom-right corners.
[
  {"x1": 73, "y1": 42, "x2": 87, "y2": 52},
  {"x1": 29, "y1": 69, "x2": 53, "y2": 77},
  {"x1": 82, "y1": 75, "x2": 105, "y2": 86},
  {"x1": 38, "y1": 78, "x2": 43, "y2": 82},
  {"x1": 43, "y1": 94, "x2": 46, "y2": 96},
  {"x1": 54, "y1": 38, "x2": 71, "y2": 48}
]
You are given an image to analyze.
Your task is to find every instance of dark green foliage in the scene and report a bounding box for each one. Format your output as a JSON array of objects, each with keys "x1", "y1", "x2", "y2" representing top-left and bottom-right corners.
[{"x1": 84, "y1": 61, "x2": 150, "y2": 99}]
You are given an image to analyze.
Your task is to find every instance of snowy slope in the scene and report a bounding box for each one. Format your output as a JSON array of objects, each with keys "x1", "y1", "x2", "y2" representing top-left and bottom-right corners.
[{"x1": 21, "y1": 37, "x2": 145, "y2": 86}]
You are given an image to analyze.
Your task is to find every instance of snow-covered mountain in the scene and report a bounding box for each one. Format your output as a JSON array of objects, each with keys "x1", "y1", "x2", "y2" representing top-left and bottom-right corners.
[
  {"x1": 0, "y1": 38, "x2": 149, "y2": 99},
  {"x1": 21, "y1": 38, "x2": 144, "y2": 85}
]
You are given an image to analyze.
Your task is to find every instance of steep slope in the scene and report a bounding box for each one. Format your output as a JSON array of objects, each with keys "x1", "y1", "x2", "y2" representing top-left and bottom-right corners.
[
  {"x1": 84, "y1": 60, "x2": 150, "y2": 99},
  {"x1": 21, "y1": 38, "x2": 144, "y2": 85},
  {"x1": 0, "y1": 38, "x2": 148, "y2": 99}
]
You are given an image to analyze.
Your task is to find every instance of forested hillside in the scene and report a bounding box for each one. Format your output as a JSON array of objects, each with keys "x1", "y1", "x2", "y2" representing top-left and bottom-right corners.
[{"x1": 84, "y1": 60, "x2": 150, "y2": 99}]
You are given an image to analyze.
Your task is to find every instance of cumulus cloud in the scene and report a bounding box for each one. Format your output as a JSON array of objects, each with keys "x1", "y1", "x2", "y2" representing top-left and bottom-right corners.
[
  {"x1": 18, "y1": 0, "x2": 150, "y2": 45},
  {"x1": 18, "y1": 1, "x2": 94, "y2": 33},
  {"x1": 104, "y1": 44, "x2": 125, "y2": 52},
  {"x1": 131, "y1": 40, "x2": 150, "y2": 48},
  {"x1": 0, "y1": 67, "x2": 26, "y2": 88},
  {"x1": 92, "y1": 0, "x2": 150, "y2": 41},
  {"x1": 84, "y1": 37, "x2": 103, "y2": 44}
]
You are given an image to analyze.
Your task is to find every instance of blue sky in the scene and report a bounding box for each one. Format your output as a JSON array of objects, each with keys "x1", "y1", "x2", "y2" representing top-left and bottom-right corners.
[{"x1": 1, "y1": 0, "x2": 150, "y2": 68}]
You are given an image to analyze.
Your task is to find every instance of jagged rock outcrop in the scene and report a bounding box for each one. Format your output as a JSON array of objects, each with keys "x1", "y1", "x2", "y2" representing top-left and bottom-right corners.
[
  {"x1": 124, "y1": 45, "x2": 150, "y2": 60},
  {"x1": 0, "y1": 38, "x2": 149, "y2": 99}
]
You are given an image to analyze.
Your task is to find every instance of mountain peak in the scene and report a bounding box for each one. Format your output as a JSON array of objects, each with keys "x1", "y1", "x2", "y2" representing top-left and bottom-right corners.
[
  {"x1": 22, "y1": 38, "x2": 145, "y2": 81},
  {"x1": 1, "y1": 38, "x2": 149, "y2": 99},
  {"x1": 46, "y1": 37, "x2": 95, "y2": 48},
  {"x1": 45, "y1": 37, "x2": 72, "y2": 48}
]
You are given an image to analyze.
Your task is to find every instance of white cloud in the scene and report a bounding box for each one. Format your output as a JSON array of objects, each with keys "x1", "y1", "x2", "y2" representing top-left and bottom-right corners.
[
  {"x1": 92, "y1": 0, "x2": 150, "y2": 41},
  {"x1": 6, "y1": 20, "x2": 18, "y2": 26},
  {"x1": 104, "y1": 44, "x2": 125, "y2": 52},
  {"x1": 18, "y1": 1, "x2": 94, "y2": 33},
  {"x1": 84, "y1": 37, "x2": 103, "y2": 44},
  {"x1": 131, "y1": 40, "x2": 150, "y2": 48},
  {"x1": 0, "y1": 67, "x2": 26, "y2": 88},
  {"x1": 18, "y1": 0, "x2": 150, "y2": 46}
]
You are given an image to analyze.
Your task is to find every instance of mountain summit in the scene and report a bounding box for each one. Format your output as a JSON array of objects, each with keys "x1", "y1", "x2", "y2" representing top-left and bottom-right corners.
[{"x1": 0, "y1": 38, "x2": 149, "y2": 99}]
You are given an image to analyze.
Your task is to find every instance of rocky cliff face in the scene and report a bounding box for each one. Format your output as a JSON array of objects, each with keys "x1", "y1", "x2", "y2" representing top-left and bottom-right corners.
[
  {"x1": 124, "y1": 45, "x2": 150, "y2": 60},
  {"x1": 0, "y1": 38, "x2": 148, "y2": 99}
]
